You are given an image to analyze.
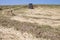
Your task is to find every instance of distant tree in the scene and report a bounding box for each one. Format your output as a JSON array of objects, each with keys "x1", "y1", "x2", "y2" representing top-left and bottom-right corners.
[{"x1": 28, "y1": 3, "x2": 34, "y2": 9}]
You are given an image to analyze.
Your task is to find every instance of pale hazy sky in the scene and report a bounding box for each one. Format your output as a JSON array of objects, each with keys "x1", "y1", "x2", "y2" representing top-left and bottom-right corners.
[{"x1": 0, "y1": 0, "x2": 60, "y2": 5}]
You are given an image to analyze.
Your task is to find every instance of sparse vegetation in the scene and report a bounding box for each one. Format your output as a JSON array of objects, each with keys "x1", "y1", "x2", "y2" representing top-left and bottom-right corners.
[{"x1": 0, "y1": 5, "x2": 60, "y2": 40}]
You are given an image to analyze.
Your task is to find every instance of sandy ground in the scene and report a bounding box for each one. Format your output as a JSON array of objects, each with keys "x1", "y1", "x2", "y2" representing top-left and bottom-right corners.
[
  {"x1": 11, "y1": 7, "x2": 60, "y2": 28},
  {"x1": 0, "y1": 26, "x2": 49, "y2": 40},
  {"x1": 0, "y1": 5, "x2": 60, "y2": 40}
]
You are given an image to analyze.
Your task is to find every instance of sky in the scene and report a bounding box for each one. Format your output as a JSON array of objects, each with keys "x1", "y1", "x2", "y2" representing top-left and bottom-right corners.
[{"x1": 0, "y1": 0, "x2": 60, "y2": 5}]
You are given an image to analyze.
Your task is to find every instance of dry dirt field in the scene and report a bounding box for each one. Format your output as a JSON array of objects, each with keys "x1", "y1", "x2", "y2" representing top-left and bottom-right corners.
[{"x1": 0, "y1": 5, "x2": 60, "y2": 40}]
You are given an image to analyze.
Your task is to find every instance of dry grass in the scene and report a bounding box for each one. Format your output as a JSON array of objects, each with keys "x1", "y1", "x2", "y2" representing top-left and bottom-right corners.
[
  {"x1": 0, "y1": 5, "x2": 60, "y2": 40},
  {"x1": 0, "y1": 15, "x2": 60, "y2": 40}
]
